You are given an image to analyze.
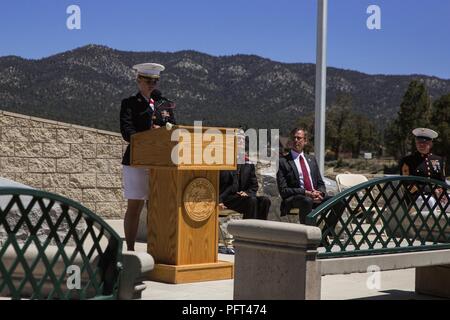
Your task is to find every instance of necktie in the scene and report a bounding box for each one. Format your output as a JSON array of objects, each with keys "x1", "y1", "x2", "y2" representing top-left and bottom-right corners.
[
  {"x1": 149, "y1": 98, "x2": 156, "y2": 124},
  {"x1": 149, "y1": 98, "x2": 155, "y2": 110},
  {"x1": 299, "y1": 155, "x2": 313, "y2": 191}
]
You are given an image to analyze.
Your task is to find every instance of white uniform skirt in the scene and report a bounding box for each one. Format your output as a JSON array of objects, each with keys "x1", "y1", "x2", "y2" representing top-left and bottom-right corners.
[{"x1": 122, "y1": 165, "x2": 149, "y2": 200}]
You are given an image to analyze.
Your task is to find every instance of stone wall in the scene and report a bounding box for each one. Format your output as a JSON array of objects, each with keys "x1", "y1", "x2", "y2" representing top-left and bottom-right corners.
[{"x1": 0, "y1": 110, "x2": 127, "y2": 218}]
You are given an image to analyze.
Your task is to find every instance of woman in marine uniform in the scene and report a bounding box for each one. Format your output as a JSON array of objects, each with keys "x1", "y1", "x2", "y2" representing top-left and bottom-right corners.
[{"x1": 120, "y1": 62, "x2": 175, "y2": 251}]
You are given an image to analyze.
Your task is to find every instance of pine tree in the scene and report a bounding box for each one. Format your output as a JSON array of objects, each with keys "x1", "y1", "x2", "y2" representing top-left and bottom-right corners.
[
  {"x1": 326, "y1": 94, "x2": 354, "y2": 160},
  {"x1": 351, "y1": 114, "x2": 379, "y2": 158},
  {"x1": 389, "y1": 80, "x2": 432, "y2": 158},
  {"x1": 430, "y1": 93, "x2": 450, "y2": 176}
]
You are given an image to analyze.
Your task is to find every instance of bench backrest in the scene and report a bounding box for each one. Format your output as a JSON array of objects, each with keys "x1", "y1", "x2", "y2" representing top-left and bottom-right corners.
[
  {"x1": 0, "y1": 187, "x2": 123, "y2": 300},
  {"x1": 306, "y1": 176, "x2": 450, "y2": 259}
]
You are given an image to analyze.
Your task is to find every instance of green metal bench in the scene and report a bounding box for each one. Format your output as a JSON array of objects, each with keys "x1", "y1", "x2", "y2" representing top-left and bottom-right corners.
[
  {"x1": 0, "y1": 187, "x2": 123, "y2": 300},
  {"x1": 306, "y1": 176, "x2": 450, "y2": 260},
  {"x1": 306, "y1": 176, "x2": 450, "y2": 297}
]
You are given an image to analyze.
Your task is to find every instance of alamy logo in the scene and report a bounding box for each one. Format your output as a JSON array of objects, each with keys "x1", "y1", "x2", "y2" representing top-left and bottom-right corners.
[
  {"x1": 169, "y1": 121, "x2": 280, "y2": 173},
  {"x1": 366, "y1": 265, "x2": 381, "y2": 290},
  {"x1": 66, "y1": 265, "x2": 81, "y2": 290},
  {"x1": 367, "y1": 5, "x2": 381, "y2": 30},
  {"x1": 66, "y1": 5, "x2": 81, "y2": 30}
]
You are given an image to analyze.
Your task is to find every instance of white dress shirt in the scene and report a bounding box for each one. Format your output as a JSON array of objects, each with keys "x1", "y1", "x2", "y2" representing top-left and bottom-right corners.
[{"x1": 291, "y1": 150, "x2": 313, "y2": 189}]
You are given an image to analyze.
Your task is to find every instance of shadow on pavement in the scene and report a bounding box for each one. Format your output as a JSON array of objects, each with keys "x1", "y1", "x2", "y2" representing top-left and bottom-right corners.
[{"x1": 353, "y1": 290, "x2": 445, "y2": 300}]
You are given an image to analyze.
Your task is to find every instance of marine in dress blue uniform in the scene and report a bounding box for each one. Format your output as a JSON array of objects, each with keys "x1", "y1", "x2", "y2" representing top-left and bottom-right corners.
[
  {"x1": 399, "y1": 128, "x2": 448, "y2": 209},
  {"x1": 399, "y1": 128, "x2": 446, "y2": 182}
]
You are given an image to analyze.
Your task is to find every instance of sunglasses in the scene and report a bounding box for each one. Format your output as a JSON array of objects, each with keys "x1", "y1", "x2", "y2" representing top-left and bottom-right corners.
[
  {"x1": 144, "y1": 78, "x2": 159, "y2": 85},
  {"x1": 139, "y1": 77, "x2": 159, "y2": 85}
]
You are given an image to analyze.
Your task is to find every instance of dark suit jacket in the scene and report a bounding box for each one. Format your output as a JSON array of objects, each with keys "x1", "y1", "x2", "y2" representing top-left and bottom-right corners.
[
  {"x1": 276, "y1": 152, "x2": 326, "y2": 216},
  {"x1": 219, "y1": 164, "x2": 258, "y2": 203},
  {"x1": 120, "y1": 92, "x2": 176, "y2": 165}
]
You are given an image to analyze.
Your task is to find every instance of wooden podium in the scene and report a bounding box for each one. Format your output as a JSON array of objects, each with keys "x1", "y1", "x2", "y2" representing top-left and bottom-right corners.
[{"x1": 131, "y1": 125, "x2": 237, "y2": 283}]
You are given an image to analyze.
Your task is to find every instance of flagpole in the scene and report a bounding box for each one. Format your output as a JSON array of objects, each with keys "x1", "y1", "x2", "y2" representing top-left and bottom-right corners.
[{"x1": 315, "y1": 0, "x2": 328, "y2": 175}]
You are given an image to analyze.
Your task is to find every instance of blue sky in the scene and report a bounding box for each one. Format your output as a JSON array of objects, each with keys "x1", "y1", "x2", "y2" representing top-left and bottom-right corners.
[{"x1": 0, "y1": 0, "x2": 449, "y2": 79}]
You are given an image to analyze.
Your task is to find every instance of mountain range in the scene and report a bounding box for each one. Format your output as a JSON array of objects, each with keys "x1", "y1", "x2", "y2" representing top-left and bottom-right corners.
[{"x1": 1, "y1": 44, "x2": 449, "y2": 134}]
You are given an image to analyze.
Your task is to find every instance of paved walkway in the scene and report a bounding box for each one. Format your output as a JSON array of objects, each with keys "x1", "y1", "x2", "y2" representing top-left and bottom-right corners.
[
  {"x1": 142, "y1": 264, "x2": 441, "y2": 300},
  {"x1": 106, "y1": 220, "x2": 442, "y2": 300}
]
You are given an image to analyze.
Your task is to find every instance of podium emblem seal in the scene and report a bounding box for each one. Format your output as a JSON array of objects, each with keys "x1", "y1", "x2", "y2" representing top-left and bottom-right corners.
[{"x1": 183, "y1": 178, "x2": 216, "y2": 222}]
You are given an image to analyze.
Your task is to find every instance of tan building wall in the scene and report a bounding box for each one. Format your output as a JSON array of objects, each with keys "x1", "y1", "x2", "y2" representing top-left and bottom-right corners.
[{"x1": 0, "y1": 110, "x2": 128, "y2": 218}]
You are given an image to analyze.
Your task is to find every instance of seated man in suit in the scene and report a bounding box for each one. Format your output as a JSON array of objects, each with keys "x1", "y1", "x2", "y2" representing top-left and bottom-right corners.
[
  {"x1": 219, "y1": 137, "x2": 271, "y2": 220},
  {"x1": 277, "y1": 128, "x2": 343, "y2": 227}
]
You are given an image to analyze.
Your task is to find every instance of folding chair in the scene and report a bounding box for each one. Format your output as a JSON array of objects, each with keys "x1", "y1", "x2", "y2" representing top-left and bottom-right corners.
[
  {"x1": 335, "y1": 173, "x2": 369, "y2": 193},
  {"x1": 335, "y1": 173, "x2": 376, "y2": 235}
]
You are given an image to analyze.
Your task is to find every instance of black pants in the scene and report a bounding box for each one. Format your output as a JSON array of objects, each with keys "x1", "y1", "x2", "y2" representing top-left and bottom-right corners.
[
  {"x1": 286, "y1": 194, "x2": 345, "y2": 228},
  {"x1": 223, "y1": 195, "x2": 271, "y2": 220}
]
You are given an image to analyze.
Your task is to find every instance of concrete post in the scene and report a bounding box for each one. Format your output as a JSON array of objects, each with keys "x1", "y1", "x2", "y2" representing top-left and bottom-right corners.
[
  {"x1": 228, "y1": 220, "x2": 322, "y2": 300},
  {"x1": 416, "y1": 265, "x2": 450, "y2": 298}
]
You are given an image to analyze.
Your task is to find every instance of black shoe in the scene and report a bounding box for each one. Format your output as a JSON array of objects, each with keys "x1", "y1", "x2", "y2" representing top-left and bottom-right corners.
[{"x1": 218, "y1": 246, "x2": 235, "y2": 255}]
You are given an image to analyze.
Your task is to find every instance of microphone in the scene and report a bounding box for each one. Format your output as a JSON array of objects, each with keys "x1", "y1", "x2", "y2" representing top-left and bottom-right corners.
[
  {"x1": 151, "y1": 89, "x2": 175, "y2": 110},
  {"x1": 150, "y1": 89, "x2": 163, "y2": 101},
  {"x1": 150, "y1": 89, "x2": 176, "y2": 126}
]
